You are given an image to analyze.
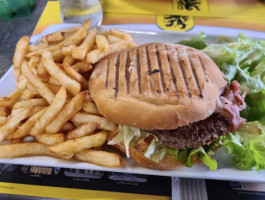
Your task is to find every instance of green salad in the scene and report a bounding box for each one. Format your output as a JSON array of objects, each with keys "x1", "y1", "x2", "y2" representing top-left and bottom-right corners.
[{"x1": 109, "y1": 33, "x2": 265, "y2": 171}]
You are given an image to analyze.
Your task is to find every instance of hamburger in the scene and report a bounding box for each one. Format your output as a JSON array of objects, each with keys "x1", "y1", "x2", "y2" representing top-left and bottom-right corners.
[{"x1": 89, "y1": 42, "x2": 246, "y2": 170}]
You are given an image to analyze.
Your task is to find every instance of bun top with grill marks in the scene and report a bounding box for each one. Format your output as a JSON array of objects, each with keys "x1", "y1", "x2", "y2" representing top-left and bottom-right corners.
[{"x1": 89, "y1": 43, "x2": 227, "y2": 130}]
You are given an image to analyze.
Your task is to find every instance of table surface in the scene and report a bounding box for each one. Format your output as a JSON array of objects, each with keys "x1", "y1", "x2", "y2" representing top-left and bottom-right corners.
[{"x1": 0, "y1": 0, "x2": 48, "y2": 79}]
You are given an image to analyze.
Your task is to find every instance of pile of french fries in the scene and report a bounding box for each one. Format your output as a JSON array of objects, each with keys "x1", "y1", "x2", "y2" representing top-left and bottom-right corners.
[{"x1": 0, "y1": 19, "x2": 137, "y2": 168}]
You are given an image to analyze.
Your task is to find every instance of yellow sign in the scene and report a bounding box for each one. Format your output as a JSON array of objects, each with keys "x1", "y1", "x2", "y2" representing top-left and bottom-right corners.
[
  {"x1": 101, "y1": 0, "x2": 265, "y2": 20},
  {"x1": 0, "y1": 182, "x2": 170, "y2": 200},
  {"x1": 173, "y1": 0, "x2": 209, "y2": 16},
  {"x1": 101, "y1": 0, "x2": 209, "y2": 16},
  {"x1": 157, "y1": 15, "x2": 194, "y2": 31}
]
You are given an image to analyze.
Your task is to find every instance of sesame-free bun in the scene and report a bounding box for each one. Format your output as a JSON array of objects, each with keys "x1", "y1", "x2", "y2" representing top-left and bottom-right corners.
[{"x1": 89, "y1": 43, "x2": 227, "y2": 130}]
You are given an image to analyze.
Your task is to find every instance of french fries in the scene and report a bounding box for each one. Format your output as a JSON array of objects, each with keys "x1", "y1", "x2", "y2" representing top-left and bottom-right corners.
[
  {"x1": 75, "y1": 149, "x2": 126, "y2": 168},
  {"x1": 13, "y1": 36, "x2": 30, "y2": 77},
  {"x1": 0, "y1": 19, "x2": 138, "y2": 168},
  {"x1": 71, "y1": 112, "x2": 117, "y2": 131},
  {"x1": 35, "y1": 133, "x2": 65, "y2": 145},
  {"x1": 12, "y1": 108, "x2": 47, "y2": 139},
  {"x1": 86, "y1": 41, "x2": 129, "y2": 64},
  {"x1": 0, "y1": 116, "x2": 7, "y2": 126},
  {"x1": 0, "y1": 107, "x2": 32, "y2": 142},
  {"x1": 45, "y1": 90, "x2": 87, "y2": 134},
  {"x1": 22, "y1": 61, "x2": 55, "y2": 103},
  {"x1": 13, "y1": 98, "x2": 48, "y2": 109},
  {"x1": 82, "y1": 100, "x2": 99, "y2": 115},
  {"x1": 0, "y1": 91, "x2": 21, "y2": 107},
  {"x1": 42, "y1": 51, "x2": 81, "y2": 95},
  {"x1": 49, "y1": 131, "x2": 108, "y2": 156},
  {"x1": 66, "y1": 122, "x2": 98, "y2": 139},
  {"x1": 63, "y1": 63, "x2": 88, "y2": 90},
  {"x1": 30, "y1": 87, "x2": 67, "y2": 136},
  {"x1": 0, "y1": 143, "x2": 52, "y2": 158},
  {"x1": 72, "y1": 30, "x2": 96, "y2": 59}
]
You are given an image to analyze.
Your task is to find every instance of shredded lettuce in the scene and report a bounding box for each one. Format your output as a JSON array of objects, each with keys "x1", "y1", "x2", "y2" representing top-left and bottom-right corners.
[
  {"x1": 109, "y1": 126, "x2": 219, "y2": 170},
  {"x1": 108, "y1": 126, "x2": 140, "y2": 158},
  {"x1": 220, "y1": 121, "x2": 265, "y2": 170}
]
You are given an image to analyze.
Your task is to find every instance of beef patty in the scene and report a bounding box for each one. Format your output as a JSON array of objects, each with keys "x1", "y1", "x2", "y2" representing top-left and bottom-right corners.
[{"x1": 147, "y1": 113, "x2": 229, "y2": 150}]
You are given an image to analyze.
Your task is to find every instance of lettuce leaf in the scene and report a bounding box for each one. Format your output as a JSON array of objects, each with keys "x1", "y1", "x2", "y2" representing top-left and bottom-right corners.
[
  {"x1": 202, "y1": 34, "x2": 265, "y2": 94},
  {"x1": 180, "y1": 33, "x2": 265, "y2": 124},
  {"x1": 177, "y1": 32, "x2": 207, "y2": 50},
  {"x1": 174, "y1": 147, "x2": 217, "y2": 171},
  {"x1": 221, "y1": 121, "x2": 265, "y2": 170}
]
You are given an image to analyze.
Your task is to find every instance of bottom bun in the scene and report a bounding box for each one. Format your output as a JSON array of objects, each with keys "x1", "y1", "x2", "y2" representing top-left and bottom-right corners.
[{"x1": 108, "y1": 131, "x2": 200, "y2": 170}]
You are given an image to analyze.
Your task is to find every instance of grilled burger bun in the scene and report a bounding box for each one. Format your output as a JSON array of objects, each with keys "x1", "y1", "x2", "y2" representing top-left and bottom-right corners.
[
  {"x1": 89, "y1": 42, "x2": 245, "y2": 170},
  {"x1": 89, "y1": 43, "x2": 227, "y2": 130}
]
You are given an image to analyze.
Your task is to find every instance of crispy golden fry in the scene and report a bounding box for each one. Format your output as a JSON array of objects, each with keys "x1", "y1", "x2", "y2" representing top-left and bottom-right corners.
[
  {"x1": 12, "y1": 108, "x2": 46, "y2": 139},
  {"x1": 72, "y1": 30, "x2": 96, "y2": 59},
  {"x1": 96, "y1": 35, "x2": 110, "y2": 52},
  {"x1": 61, "y1": 122, "x2": 74, "y2": 132},
  {"x1": 13, "y1": 98, "x2": 48, "y2": 109},
  {"x1": 61, "y1": 44, "x2": 77, "y2": 56},
  {"x1": 72, "y1": 62, "x2": 92, "y2": 73},
  {"x1": 37, "y1": 62, "x2": 49, "y2": 79},
  {"x1": 0, "y1": 110, "x2": 6, "y2": 117},
  {"x1": 63, "y1": 63, "x2": 88, "y2": 90},
  {"x1": 109, "y1": 28, "x2": 134, "y2": 42},
  {"x1": 0, "y1": 142, "x2": 72, "y2": 159},
  {"x1": 26, "y1": 82, "x2": 39, "y2": 93},
  {"x1": 46, "y1": 84, "x2": 61, "y2": 94},
  {"x1": 81, "y1": 19, "x2": 91, "y2": 30},
  {"x1": 109, "y1": 29, "x2": 137, "y2": 48},
  {"x1": 11, "y1": 105, "x2": 44, "y2": 117},
  {"x1": 107, "y1": 35, "x2": 123, "y2": 44},
  {"x1": 0, "y1": 116, "x2": 7, "y2": 126},
  {"x1": 13, "y1": 36, "x2": 30, "y2": 77},
  {"x1": 45, "y1": 31, "x2": 65, "y2": 44},
  {"x1": 49, "y1": 131, "x2": 108, "y2": 156},
  {"x1": 0, "y1": 107, "x2": 32, "y2": 142},
  {"x1": 35, "y1": 133, "x2": 65, "y2": 146},
  {"x1": 48, "y1": 77, "x2": 61, "y2": 86},
  {"x1": 62, "y1": 55, "x2": 75, "y2": 65},
  {"x1": 30, "y1": 87, "x2": 67, "y2": 136},
  {"x1": 22, "y1": 61, "x2": 55, "y2": 104},
  {"x1": 0, "y1": 143, "x2": 51, "y2": 158},
  {"x1": 42, "y1": 51, "x2": 81, "y2": 95},
  {"x1": 29, "y1": 43, "x2": 49, "y2": 52},
  {"x1": 82, "y1": 100, "x2": 99, "y2": 115},
  {"x1": 85, "y1": 93, "x2": 93, "y2": 101},
  {"x1": 6, "y1": 126, "x2": 19, "y2": 140},
  {"x1": 26, "y1": 26, "x2": 87, "y2": 57},
  {"x1": 28, "y1": 55, "x2": 41, "y2": 69},
  {"x1": 45, "y1": 90, "x2": 87, "y2": 134},
  {"x1": 86, "y1": 41, "x2": 128, "y2": 64},
  {"x1": 21, "y1": 88, "x2": 36, "y2": 100},
  {"x1": 41, "y1": 36, "x2": 48, "y2": 44},
  {"x1": 71, "y1": 112, "x2": 117, "y2": 131},
  {"x1": 75, "y1": 149, "x2": 126, "y2": 168},
  {"x1": 9, "y1": 138, "x2": 22, "y2": 144},
  {"x1": 52, "y1": 49, "x2": 64, "y2": 62},
  {"x1": 66, "y1": 122, "x2": 98, "y2": 139},
  {"x1": 15, "y1": 75, "x2": 27, "y2": 92},
  {"x1": 0, "y1": 91, "x2": 21, "y2": 108}
]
